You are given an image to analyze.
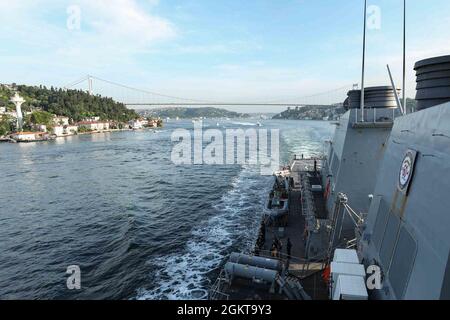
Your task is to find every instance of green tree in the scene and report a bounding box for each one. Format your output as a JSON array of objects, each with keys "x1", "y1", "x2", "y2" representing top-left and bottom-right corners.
[
  {"x1": 1, "y1": 84, "x2": 139, "y2": 123},
  {"x1": 0, "y1": 115, "x2": 13, "y2": 136},
  {"x1": 28, "y1": 110, "x2": 55, "y2": 130}
]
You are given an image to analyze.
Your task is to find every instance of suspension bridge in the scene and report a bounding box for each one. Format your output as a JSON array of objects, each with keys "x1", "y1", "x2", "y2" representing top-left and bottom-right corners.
[{"x1": 64, "y1": 75, "x2": 355, "y2": 109}]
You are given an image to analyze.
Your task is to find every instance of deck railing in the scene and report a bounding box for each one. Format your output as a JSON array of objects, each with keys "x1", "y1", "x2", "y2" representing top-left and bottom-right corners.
[
  {"x1": 251, "y1": 249, "x2": 328, "y2": 280},
  {"x1": 353, "y1": 108, "x2": 397, "y2": 124},
  {"x1": 209, "y1": 269, "x2": 230, "y2": 300}
]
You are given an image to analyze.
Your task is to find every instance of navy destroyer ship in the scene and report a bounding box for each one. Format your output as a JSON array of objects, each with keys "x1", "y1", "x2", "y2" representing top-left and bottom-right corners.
[{"x1": 209, "y1": 5, "x2": 450, "y2": 301}]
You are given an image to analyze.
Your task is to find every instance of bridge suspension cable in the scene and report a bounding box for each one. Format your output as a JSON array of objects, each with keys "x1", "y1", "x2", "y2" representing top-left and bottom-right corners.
[
  {"x1": 64, "y1": 75, "x2": 352, "y2": 107},
  {"x1": 88, "y1": 75, "x2": 219, "y2": 104},
  {"x1": 255, "y1": 84, "x2": 353, "y2": 104},
  {"x1": 64, "y1": 75, "x2": 90, "y2": 90}
]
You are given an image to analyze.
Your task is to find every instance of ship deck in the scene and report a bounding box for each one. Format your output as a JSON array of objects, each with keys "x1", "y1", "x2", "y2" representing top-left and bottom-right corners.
[{"x1": 211, "y1": 159, "x2": 330, "y2": 300}]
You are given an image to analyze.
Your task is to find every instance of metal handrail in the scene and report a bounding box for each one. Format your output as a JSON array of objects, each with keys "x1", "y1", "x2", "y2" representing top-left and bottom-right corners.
[
  {"x1": 354, "y1": 108, "x2": 396, "y2": 124},
  {"x1": 250, "y1": 249, "x2": 328, "y2": 279},
  {"x1": 209, "y1": 269, "x2": 230, "y2": 300}
]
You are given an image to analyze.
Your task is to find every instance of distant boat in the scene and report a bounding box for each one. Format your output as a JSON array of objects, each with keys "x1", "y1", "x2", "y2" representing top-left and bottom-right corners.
[{"x1": 256, "y1": 122, "x2": 262, "y2": 127}]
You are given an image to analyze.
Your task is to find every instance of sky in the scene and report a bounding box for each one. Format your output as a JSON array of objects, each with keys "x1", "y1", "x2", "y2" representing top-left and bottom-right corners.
[{"x1": 1, "y1": 0, "x2": 449, "y2": 112}]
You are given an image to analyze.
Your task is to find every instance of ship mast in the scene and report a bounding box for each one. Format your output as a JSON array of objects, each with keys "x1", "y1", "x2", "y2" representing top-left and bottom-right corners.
[
  {"x1": 360, "y1": 0, "x2": 367, "y2": 122},
  {"x1": 402, "y1": 0, "x2": 407, "y2": 112}
]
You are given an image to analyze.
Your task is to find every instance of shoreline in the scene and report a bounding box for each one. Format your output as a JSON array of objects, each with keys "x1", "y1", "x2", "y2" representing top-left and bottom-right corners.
[{"x1": 0, "y1": 127, "x2": 164, "y2": 144}]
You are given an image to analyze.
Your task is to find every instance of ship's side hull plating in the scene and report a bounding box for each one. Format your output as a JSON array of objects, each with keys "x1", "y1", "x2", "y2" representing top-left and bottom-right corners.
[
  {"x1": 360, "y1": 102, "x2": 450, "y2": 300},
  {"x1": 324, "y1": 108, "x2": 395, "y2": 237}
]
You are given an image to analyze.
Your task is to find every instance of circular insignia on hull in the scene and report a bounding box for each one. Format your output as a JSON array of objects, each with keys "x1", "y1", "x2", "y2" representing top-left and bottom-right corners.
[{"x1": 399, "y1": 152, "x2": 414, "y2": 191}]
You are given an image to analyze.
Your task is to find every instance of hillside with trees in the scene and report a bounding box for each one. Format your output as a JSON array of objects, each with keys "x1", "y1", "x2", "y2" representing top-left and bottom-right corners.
[
  {"x1": 140, "y1": 107, "x2": 250, "y2": 119},
  {"x1": 0, "y1": 84, "x2": 139, "y2": 123},
  {"x1": 273, "y1": 99, "x2": 418, "y2": 121},
  {"x1": 272, "y1": 105, "x2": 346, "y2": 120}
]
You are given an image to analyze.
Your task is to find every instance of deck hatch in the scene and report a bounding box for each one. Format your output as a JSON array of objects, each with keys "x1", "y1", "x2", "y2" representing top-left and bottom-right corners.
[
  {"x1": 380, "y1": 213, "x2": 401, "y2": 270},
  {"x1": 372, "y1": 197, "x2": 389, "y2": 250},
  {"x1": 388, "y1": 226, "x2": 417, "y2": 299}
]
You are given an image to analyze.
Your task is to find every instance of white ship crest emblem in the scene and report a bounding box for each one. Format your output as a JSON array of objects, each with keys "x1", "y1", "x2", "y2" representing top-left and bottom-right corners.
[{"x1": 398, "y1": 150, "x2": 418, "y2": 194}]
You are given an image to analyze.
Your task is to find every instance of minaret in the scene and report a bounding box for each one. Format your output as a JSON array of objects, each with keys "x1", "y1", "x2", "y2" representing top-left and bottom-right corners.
[{"x1": 11, "y1": 92, "x2": 25, "y2": 132}]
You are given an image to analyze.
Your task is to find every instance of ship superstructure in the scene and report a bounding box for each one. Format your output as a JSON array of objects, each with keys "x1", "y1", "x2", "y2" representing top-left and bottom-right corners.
[{"x1": 358, "y1": 56, "x2": 450, "y2": 300}]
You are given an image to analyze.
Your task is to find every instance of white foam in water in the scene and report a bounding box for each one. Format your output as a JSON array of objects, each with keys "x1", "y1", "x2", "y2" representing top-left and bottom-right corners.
[
  {"x1": 136, "y1": 165, "x2": 270, "y2": 300},
  {"x1": 231, "y1": 122, "x2": 257, "y2": 126},
  {"x1": 281, "y1": 124, "x2": 334, "y2": 159}
]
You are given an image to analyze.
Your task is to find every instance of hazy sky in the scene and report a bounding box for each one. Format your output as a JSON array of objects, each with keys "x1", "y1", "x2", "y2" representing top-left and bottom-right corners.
[{"x1": 1, "y1": 0, "x2": 449, "y2": 112}]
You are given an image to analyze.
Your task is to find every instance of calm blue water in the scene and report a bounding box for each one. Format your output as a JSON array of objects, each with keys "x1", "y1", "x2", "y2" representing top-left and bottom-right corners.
[{"x1": 0, "y1": 120, "x2": 334, "y2": 300}]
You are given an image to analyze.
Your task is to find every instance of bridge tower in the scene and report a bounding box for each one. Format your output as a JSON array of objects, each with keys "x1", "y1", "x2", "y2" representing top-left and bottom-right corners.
[
  {"x1": 10, "y1": 92, "x2": 25, "y2": 132},
  {"x1": 88, "y1": 75, "x2": 93, "y2": 95}
]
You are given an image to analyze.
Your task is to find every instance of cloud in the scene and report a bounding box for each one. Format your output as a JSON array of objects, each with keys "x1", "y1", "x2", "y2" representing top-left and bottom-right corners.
[
  {"x1": 0, "y1": 0, "x2": 176, "y2": 78},
  {"x1": 80, "y1": 0, "x2": 176, "y2": 45},
  {"x1": 172, "y1": 40, "x2": 263, "y2": 55}
]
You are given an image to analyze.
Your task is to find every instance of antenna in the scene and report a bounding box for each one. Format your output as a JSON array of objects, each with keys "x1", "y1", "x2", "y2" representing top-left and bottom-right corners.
[
  {"x1": 360, "y1": 0, "x2": 367, "y2": 122},
  {"x1": 402, "y1": 0, "x2": 407, "y2": 113},
  {"x1": 387, "y1": 64, "x2": 405, "y2": 115}
]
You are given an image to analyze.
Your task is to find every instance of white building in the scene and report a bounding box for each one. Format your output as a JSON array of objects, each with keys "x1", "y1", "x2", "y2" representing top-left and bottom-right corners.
[
  {"x1": 5, "y1": 111, "x2": 17, "y2": 118},
  {"x1": 53, "y1": 116, "x2": 70, "y2": 126},
  {"x1": 129, "y1": 119, "x2": 146, "y2": 130},
  {"x1": 129, "y1": 118, "x2": 159, "y2": 129},
  {"x1": 77, "y1": 121, "x2": 110, "y2": 131},
  {"x1": 33, "y1": 124, "x2": 47, "y2": 132},
  {"x1": 53, "y1": 125, "x2": 78, "y2": 137},
  {"x1": 11, "y1": 132, "x2": 49, "y2": 141},
  {"x1": 0, "y1": 107, "x2": 6, "y2": 114},
  {"x1": 149, "y1": 119, "x2": 159, "y2": 128},
  {"x1": 83, "y1": 116, "x2": 100, "y2": 122},
  {"x1": 11, "y1": 132, "x2": 36, "y2": 141}
]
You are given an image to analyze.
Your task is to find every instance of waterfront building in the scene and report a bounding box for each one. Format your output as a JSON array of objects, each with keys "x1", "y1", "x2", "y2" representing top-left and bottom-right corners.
[
  {"x1": 129, "y1": 118, "x2": 150, "y2": 129},
  {"x1": 149, "y1": 119, "x2": 159, "y2": 128},
  {"x1": 82, "y1": 116, "x2": 100, "y2": 122},
  {"x1": 53, "y1": 116, "x2": 70, "y2": 126},
  {"x1": 130, "y1": 121, "x2": 142, "y2": 130},
  {"x1": 77, "y1": 121, "x2": 110, "y2": 131},
  {"x1": 53, "y1": 125, "x2": 78, "y2": 137},
  {"x1": 4, "y1": 111, "x2": 17, "y2": 118},
  {"x1": 33, "y1": 124, "x2": 47, "y2": 132},
  {"x1": 11, "y1": 132, "x2": 36, "y2": 141},
  {"x1": 10, "y1": 131, "x2": 49, "y2": 142}
]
